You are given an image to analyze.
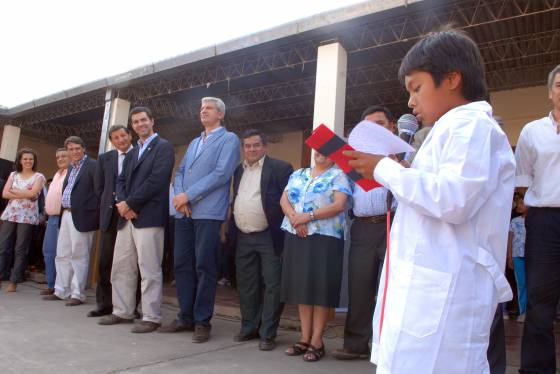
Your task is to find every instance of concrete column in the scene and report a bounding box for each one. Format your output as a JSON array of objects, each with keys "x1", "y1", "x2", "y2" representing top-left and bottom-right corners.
[
  {"x1": 0, "y1": 124, "x2": 21, "y2": 162},
  {"x1": 312, "y1": 42, "x2": 349, "y2": 310},
  {"x1": 312, "y1": 42, "x2": 347, "y2": 137},
  {"x1": 98, "y1": 90, "x2": 131, "y2": 154}
]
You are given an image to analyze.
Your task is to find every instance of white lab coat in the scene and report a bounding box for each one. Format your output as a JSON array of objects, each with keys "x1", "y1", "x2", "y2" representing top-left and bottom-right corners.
[{"x1": 370, "y1": 101, "x2": 515, "y2": 374}]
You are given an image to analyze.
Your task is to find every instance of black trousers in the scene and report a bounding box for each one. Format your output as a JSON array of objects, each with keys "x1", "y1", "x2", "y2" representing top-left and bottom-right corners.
[
  {"x1": 0, "y1": 221, "x2": 33, "y2": 283},
  {"x1": 235, "y1": 230, "x2": 282, "y2": 340},
  {"x1": 343, "y1": 219, "x2": 387, "y2": 354},
  {"x1": 95, "y1": 208, "x2": 140, "y2": 312},
  {"x1": 520, "y1": 207, "x2": 560, "y2": 374},
  {"x1": 487, "y1": 307, "x2": 506, "y2": 374}
]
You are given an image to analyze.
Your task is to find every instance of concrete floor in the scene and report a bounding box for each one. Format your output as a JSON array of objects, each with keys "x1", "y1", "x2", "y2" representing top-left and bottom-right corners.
[
  {"x1": 0, "y1": 282, "x2": 372, "y2": 374},
  {"x1": 0, "y1": 281, "x2": 536, "y2": 374}
]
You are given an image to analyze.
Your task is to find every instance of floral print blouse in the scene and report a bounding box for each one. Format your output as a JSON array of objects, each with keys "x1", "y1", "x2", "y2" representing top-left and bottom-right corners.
[
  {"x1": 1, "y1": 172, "x2": 46, "y2": 225},
  {"x1": 281, "y1": 166, "x2": 352, "y2": 239}
]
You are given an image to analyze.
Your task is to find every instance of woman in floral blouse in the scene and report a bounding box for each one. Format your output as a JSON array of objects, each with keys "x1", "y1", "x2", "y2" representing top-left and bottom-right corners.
[
  {"x1": 0, "y1": 148, "x2": 45, "y2": 292},
  {"x1": 280, "y1": 151, "x2": 352, "y2": 362}
]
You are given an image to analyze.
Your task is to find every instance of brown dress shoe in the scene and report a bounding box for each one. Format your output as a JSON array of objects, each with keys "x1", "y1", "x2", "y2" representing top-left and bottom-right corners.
[
  {"x1": 40, "y1": 288, "x2": 55, "y2": 296},
  {"x1": 98, "y1": 314, "x2": 134, "y2": 325},
  {"x1": 158, "y1": 319, "x2": 194, "y2": 333},
  {"x1": 65, "y1": 298, "x2": 83, "y2": 306},
  {"x1": 5, "y1": 282, "x2": 17, "y2": 292},
  {"x1": 43, "y1": 294, "x2": 63, "y2": 301},
  {"x1": 131, "y1": 321, "x2": 161, "y2": 333},
  {"x1": 192, "y1": 325, "x2": 211, "y2": 343}
]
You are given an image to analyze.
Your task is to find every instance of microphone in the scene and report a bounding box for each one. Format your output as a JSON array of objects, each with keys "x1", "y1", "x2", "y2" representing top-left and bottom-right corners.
[{"x1": 396, "y1": 114, "x2": 418, "y2": 161}]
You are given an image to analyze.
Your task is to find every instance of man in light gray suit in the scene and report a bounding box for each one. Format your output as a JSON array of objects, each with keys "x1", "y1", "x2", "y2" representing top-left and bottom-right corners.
[{"x1": 159, "y1": 97, "x2": 240, "y2": 343}]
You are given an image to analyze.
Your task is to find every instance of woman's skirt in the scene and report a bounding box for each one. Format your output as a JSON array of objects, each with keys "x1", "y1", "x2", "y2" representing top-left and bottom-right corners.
[{"x1": 281, "y1": 232, "x2": 344, "y2": 307}]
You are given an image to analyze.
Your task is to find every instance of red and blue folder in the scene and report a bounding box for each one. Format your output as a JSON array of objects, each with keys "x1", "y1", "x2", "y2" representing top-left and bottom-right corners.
[{"x1": 305, "y1": 124, "x2": 381, "y2": 191}]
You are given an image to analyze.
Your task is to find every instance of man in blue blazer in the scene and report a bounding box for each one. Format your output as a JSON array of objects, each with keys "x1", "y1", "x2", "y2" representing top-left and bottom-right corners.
[
  {"x1": 159, "y1": 97, "x2": 240, "y2": 343},
  {"x1": 43, "y1": 136, "x2": 99, "y2": 306},
  {"x1": 99, "y1": 107, "x2": 174, "y2": 334}
]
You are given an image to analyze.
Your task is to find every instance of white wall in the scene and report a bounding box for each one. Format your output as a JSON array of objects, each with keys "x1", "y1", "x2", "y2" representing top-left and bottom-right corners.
[
  {"x1": 17, "y1": 135, "x2": 60, "y2": 179},
  {"x1": 491, "y1": 85, "x2": 552, "y2": 146},
  {"x1": 267, "y1": 131, "x2": 303, "y2": 169}
]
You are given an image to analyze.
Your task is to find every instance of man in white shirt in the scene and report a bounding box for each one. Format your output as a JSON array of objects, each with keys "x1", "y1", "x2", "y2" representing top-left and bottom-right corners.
[
  {"x1": 231, "y1": 129, "x2": 293, "y2": 351},
  {"x1": 333, "y1": 105, "x2": 397, "y2": 361},
  {"x1": 516, "y1": 64, "x2": 560, "y2": 374}
]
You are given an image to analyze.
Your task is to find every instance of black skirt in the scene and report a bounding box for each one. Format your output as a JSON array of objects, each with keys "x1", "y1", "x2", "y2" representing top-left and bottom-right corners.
[{"x1": 281, "y1": 232, "x2": 344, "y2": 308}]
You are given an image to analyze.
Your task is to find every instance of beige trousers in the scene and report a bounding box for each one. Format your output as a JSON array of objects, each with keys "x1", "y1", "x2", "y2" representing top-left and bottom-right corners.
[
  {"x1": 54, "y1": 211, "x2": 94, "y2": 302},
  {"x1": 111, "y1": 220, "x2": 164, "y2": 323}
]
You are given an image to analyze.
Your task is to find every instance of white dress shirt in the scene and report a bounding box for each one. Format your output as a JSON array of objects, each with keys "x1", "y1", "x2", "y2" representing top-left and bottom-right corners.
[
  {"x1": 515, "y1": 111, "x2": 560, "y2": 207},
  {"x1": 118, "y1": 145, "x2": 133, "y2": 176},
  {"x1": 137, "y1": 133, "x2": 158, "y2": 160},
  {"x1": 352, "y1": 186, "x2": 397, "y2": 217},
  {"x1": 234, "y1": 157, "x2": 268, "y2": 233}
]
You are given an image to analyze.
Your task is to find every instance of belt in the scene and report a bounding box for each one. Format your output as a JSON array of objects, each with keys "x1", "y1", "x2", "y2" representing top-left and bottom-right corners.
[
  {"x1": 531, "y1": 207, "x2": 560, "y2": 212},
  {"x1": 62, "y1": 208, "x2": 71, "y2": 212},
  {"x1": 239, "y1": 228, "x2": 270, "y2": 235},
  {"x1": 349, "y1": 209, "x2": 392, "y2": 224},
  {"x1": 354, "y1": 214, "x2": 387, "y2": 224}
]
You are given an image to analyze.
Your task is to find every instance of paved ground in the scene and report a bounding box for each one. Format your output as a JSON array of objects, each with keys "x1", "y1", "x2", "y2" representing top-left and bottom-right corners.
[
  {"x1": 0, "y1": 282, "x2": 373, "y2": 374},
  {"x1": 0, "y1": 281, "x2": 540, "y2": 373}
]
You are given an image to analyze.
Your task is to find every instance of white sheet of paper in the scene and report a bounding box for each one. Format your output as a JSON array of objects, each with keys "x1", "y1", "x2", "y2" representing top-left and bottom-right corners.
[{"x1": 348, "y1": 120, "x2": 414, "y2": 156}]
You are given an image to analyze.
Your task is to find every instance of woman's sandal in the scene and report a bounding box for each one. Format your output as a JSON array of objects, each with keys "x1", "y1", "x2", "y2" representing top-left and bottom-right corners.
[
  {"x1": 285, "y1": 342, "x2": 310, "y2": 356},
  {"x1": 302, "y1": 344, "x2": 325, "y2": 362}
]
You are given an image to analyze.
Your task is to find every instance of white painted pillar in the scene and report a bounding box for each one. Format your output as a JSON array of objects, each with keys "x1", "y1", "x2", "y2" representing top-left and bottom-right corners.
[
  {"x1": 312, "y1": 42, "x2": 347, "y2": 137},
  {"x1": 0, "y1": 125, "x2": 21, "y2": 162},
  {"x1": 98, "y1": 89, "x2": 131, "y2": 154},
  {"x1": 312, "y1": 42, "x2": 349, "y2": 310}
]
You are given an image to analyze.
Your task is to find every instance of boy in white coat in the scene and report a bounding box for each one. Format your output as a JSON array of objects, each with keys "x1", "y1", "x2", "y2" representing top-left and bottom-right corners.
[{"x1": 345, "y1": 28, "x2": 516, "y2": 373}]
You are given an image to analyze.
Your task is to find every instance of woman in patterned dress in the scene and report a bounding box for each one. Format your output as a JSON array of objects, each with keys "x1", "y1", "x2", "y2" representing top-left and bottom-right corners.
[
  {"x1": 280, "y1": 151, "x2": 352, "y2": 362},
  {"x1": 0, "y1": 148, "x2": 46, "y2": 292}
]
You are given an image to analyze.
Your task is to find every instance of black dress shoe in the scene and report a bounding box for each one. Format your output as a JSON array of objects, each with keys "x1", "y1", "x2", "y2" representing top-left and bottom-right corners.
[
  {"x1": 233, "y1": 330, "x2": 259, "y2": 342},
  {"x1": 259, "y1": 338, "x2": 276, "y2": 351},
  {"x1": 87, "y1": 309, "x2": 112, "y2": 317}
]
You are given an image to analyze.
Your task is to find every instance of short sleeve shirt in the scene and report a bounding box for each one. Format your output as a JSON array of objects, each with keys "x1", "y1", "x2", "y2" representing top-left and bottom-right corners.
[
  {"x1": 1, "y1": 172, "x2": 46, "y2": 225},
  {"x1": 281, "y1": 166, "x2": 352, "y2": 239},
  {"x1": 509, "y1": 216, "x2": 526, "y2": 258}
]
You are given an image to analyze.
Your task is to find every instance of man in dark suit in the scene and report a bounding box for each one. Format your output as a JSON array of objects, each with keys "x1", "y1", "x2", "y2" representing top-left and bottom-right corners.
[
  {"x1": 99, "y1": 106, "x2": 174, "y2": 334},
  {"x1": 88, "y1": 125, "x2": 133, "y2": 317},
  {"x1": 232, "y1": 129, "x2": 293, "y2": 351},
  {"x1": 43, "y1": 136, "x2": 99, "y2": 306}
]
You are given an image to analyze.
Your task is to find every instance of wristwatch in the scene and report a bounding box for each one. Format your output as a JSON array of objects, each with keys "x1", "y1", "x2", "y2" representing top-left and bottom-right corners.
[{"x1": 309, "y1": 210, "x2": 315, "y2": 221}]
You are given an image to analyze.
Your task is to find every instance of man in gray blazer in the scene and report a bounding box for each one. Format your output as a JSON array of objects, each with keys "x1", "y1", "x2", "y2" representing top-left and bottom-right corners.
[{"x1": 159, "y1": 97, "x2": 240, "y2": 343}]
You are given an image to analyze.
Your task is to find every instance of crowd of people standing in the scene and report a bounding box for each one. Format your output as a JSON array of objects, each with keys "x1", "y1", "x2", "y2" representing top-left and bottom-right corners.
[{"x1": 0, "y1": 31, "x2": 559, "y2": 373}]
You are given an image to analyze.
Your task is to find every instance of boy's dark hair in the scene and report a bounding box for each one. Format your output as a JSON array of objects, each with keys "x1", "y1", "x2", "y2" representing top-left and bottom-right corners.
[
  {"x1": 15, "y1": 148, "x2": 38, "y2": 172},
  {"x1": 129, "y1": 106, "x2": 153, "y2": 121},
  {"x1": 398, "y1": 27, "x2": 487, "y2": 101},
  {"x1": 108, "y1": 124, "x2": 131, "y2": 140},
  {"x1": 241, "y1": 128, "x2": 268, "y2": 145},
  {"x1": 361, "y1": 105, "x2": 394, "y2": 122}
]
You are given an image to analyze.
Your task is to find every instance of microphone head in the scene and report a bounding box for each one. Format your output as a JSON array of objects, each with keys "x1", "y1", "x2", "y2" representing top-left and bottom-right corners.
[{"x1": 397, "y1": 114, "x2": 419, "y2": 135}]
